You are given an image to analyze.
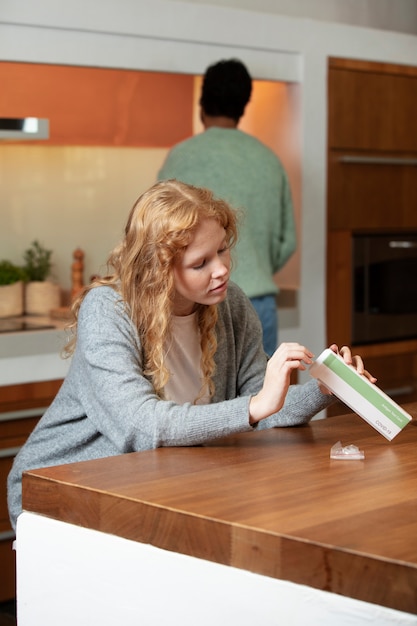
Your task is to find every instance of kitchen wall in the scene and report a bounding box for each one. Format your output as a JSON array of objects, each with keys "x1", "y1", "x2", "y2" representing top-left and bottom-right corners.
[
  {"x1": 166, "y1": 0, "x2": 417, "y2": 35},
  {"x1": 0, "y1": 70, "x2": 299, "y2": 294},
  {"x1": 0, "y1": 145, "x2": 166, "y2": 291},
  {"x1": 1, "y1": 0, "x2": 417, "y2": 373}
]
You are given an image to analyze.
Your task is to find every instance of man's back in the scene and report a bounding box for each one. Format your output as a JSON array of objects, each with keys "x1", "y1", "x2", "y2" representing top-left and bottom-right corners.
[{"x1": 158, "y1": 126, "x2": 296, "y2": 299}]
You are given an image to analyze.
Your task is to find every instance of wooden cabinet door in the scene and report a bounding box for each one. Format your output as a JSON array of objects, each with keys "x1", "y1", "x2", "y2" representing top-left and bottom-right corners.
[
  {"x1": 326, "y1": 230, "x2": 352, "y2": 345},
  {"x1": 328, "y1": 63, "x2": 417, "y2": 152},
  {"x1": 327, "y1": 151, "x2": 417, "y2": 230},
  {"x1": 326, "y1": 58, "x2": 417, "y2": 413}
]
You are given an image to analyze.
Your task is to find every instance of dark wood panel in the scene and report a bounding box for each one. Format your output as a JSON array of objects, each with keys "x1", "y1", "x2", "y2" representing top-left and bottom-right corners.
[
  {"x1": 0, "y1": 379, "x2": 63, "y2": 602},
  {"x1": 0, "y1": 417, "x2": 41, "y2": 450},
  {"x1": 329, "y1": 57, "x2": 417, "y2": 77},
  {"x1": 352, "y1": 340, "x2": 417, "y2": 397},
  {"x1": 326, "y1": 230, "x2": 352, "y2": 345},
  {"x1": 0, "y1": 456, "x2": 15, "y2": 530},
  {"x1": 0, "y1": 539, "x2": 15, "y2": 603},
  {"x1": 326, "y1": 58, "x2": 417, "y2": 415},
  {"x1": 328, "y1": 66, "x2": 417, "y2": 152},
  {"x1": 327, "y1": 151, "x2": 417, "y2": 230},
  {"x1": 0, "y1": 379, "x2": 63, "y2": 414}
]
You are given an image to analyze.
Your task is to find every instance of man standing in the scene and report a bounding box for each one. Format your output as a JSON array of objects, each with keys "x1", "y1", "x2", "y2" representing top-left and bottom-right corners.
[{"x1": 158, "y1": 58, "x2": 296, "y2": 356}]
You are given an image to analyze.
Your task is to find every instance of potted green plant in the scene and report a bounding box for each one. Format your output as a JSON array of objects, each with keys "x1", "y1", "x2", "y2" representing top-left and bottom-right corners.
[
  {"x1": 23, "y1": 239, "x2": 53, "y2": 282},
  {"x1": 0, "y1": 260, "x2": 27, "y2": 317},
  {"x1": 23, "y1": 240, "x2": 61, "y2": 315}
]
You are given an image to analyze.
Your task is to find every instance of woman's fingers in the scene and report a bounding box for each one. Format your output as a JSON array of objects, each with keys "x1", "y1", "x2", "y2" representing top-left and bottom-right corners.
[
  {"x1": 270, "y1": 342, "x2": 314, "y2": 369},
  {"x1": 328, "y1": 343, "x2": 377, "y2": 383},
  {"x1": 250, "y1": 343, "x2": 315, "y2": 424}
]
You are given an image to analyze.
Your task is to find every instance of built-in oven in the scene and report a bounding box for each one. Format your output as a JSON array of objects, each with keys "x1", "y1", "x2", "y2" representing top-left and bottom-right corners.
[{"x1": 353, "y1": 233, "x2": 417, "y2": 345}]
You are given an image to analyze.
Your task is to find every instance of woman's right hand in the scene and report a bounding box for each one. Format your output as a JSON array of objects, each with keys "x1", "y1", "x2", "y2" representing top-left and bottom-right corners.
[{"x1": 249, "y1": 342, "x2": 314, "y2": 425}]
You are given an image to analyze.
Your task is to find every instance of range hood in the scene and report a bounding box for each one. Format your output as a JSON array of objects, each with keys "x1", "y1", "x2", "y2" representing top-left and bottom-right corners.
[{"x1": 0, "y1": 117, "x2": 49, "y2": 141}]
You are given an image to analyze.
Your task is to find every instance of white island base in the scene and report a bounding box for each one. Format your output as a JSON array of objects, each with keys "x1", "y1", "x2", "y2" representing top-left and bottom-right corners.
[{"x1": 16, "y1": 512, "x2": 417, "y2": 626}]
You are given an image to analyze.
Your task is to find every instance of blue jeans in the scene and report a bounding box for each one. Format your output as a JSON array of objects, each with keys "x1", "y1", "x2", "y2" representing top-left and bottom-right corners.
[{"x1": 250, "y1": 294, "x2": 278, "y2": 357}]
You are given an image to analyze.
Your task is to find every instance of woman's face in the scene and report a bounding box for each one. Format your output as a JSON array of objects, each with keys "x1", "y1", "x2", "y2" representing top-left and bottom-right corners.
[{"x1": 172, "y1": 218, "x2": 231, "y2": 316}]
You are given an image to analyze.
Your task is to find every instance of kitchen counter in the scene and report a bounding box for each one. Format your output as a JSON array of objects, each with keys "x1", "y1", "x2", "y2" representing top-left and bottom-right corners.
[
  {"x1": 0, "y1": 316, "x2": 70, "y2": 385},
  {"x1": 18, "y1": 407, "x2": 417, "y2": 623},
  {"x1": 0, "y1": 286, "x2": 299, "y2": 386}
]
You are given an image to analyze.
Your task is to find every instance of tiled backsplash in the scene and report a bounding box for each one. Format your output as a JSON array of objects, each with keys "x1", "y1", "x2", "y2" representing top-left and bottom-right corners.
[{"x1": 1, "y1": 145, "x2": 166, "y2": 290}]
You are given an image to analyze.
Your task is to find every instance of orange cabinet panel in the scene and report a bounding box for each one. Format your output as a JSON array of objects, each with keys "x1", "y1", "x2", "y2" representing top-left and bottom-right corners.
[{"x1": 1, "y1": 62, "x2": 194, "y2": 147}]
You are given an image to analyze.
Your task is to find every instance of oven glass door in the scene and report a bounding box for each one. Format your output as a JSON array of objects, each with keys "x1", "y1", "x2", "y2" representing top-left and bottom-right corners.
[{"x1": 353, "y1": 234, "x2": 417, "y2": 344}]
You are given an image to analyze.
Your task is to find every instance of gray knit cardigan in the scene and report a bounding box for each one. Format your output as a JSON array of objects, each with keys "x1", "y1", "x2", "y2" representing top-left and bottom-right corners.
[{"x1": 8, "y1": 282, "x2": 333, "y2": 529}]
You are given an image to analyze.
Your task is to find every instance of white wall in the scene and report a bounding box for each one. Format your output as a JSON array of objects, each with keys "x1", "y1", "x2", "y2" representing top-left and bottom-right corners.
[
  {"x1": 0, "y1": 145, "x2": 166, "y2": 291},
  {"x1": 165, "y1": 0, "x2": 417, "y2": 35},
  {"x1": 1, "y1": 0, "x2": 417, "y2": 372}
]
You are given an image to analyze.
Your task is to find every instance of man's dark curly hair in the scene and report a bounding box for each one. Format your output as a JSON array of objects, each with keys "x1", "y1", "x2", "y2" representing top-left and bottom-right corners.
[{"x1": 199, "y1": 59, "x2": 252, "y2": 122}]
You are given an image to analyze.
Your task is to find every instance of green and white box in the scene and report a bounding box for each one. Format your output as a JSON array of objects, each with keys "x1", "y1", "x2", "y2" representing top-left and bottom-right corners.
[{"x1": 309, "y1": 349, "x2": 412, "y2": 441}]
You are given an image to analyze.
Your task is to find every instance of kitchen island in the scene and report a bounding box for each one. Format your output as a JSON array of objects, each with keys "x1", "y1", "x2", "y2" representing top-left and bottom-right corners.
[{"x1": 16, "y1": 406, "x2": 417, "y2": 624}]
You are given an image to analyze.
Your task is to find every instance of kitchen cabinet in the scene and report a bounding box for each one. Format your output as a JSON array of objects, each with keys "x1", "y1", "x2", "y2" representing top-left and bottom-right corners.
[
  {"x1": 326, "y1": 58, "x2": 417, "y2": 414},
  {"x1": 0, "y1": 61, "x2": 193, "y2": 147},
  {"x1": 328, "y1": 59, "x2": 417, "y2": 152},
  {"x1": 0, "y1": 379, "x2": 63, "y2": 601},
  {"x1": 327, "y1": 59, "x2": 417, "y2": 232},
  {"x1": 327, "y1": 151, "x2": 417, "y2": 230}
]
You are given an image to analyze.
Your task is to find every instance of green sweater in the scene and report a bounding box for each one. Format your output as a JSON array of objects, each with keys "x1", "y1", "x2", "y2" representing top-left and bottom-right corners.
[{"x1": 158, "y1": 127, "x2": 296, "y2": 298}]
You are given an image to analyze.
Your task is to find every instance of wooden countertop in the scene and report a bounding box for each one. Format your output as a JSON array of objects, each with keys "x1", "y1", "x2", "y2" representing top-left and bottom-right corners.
[{"x1": 22, "y1": 405, "x2": 417, "y2": 614}]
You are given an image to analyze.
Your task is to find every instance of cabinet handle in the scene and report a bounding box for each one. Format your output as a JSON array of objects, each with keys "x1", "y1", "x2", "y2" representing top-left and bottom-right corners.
[
  {"x1": 0, "y1": 446, "x2": 21, "y2": 459},
  {"x1": 0, "y1": 407, "x2": 47, "y2": 424},
  {"x1": 0, "y1": 530, "x2": 15, "y2": 542},
  {"x1": 338, "y1": 156, "x2": 417, "y2": 166},
  {"x1": 389, "y1": 241, "x2": 417, "y2": 249}
]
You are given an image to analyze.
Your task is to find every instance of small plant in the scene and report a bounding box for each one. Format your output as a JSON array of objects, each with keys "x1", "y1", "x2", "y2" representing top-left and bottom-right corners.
[
  {"x1": 0, "y1": 260, "x2": 27, "y2": 285},
  {"x1": 23, "y1": 240, "x2": 53, "y2": 282}
]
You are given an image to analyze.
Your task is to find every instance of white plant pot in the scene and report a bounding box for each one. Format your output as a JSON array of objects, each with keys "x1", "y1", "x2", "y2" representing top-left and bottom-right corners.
[
  {"x1": 25, "y1": 281, "x2": 61, "y2": 316},
  {"x1": 0, "y1": 281, "x2": 24, "y2": 317}
]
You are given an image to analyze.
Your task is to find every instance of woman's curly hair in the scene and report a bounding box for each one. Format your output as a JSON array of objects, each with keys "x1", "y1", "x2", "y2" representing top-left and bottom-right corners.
[{"x1": 64, "y1": 179, "x2": 239, "y2": 400}]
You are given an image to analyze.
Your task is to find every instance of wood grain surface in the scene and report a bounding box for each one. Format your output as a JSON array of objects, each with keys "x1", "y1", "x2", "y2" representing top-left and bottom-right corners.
[{"x1": 22, "y1": 406, "x2": 417, "y2": 613}]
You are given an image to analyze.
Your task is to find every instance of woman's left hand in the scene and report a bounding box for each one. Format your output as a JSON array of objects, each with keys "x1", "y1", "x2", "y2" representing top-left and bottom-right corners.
[{"x1": 319, "y1": 343, "x2": 377, "y2": 395}]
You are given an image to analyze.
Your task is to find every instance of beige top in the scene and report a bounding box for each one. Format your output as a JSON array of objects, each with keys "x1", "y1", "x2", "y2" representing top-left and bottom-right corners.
[{"x1": 164, "y1": 313, "x2": 209, "y2": 405}]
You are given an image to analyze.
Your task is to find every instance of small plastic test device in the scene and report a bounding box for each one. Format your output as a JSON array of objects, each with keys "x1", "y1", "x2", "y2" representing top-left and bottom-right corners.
[{"x1": 309, "y1": 348, "x2": 412, "y2": 441}]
